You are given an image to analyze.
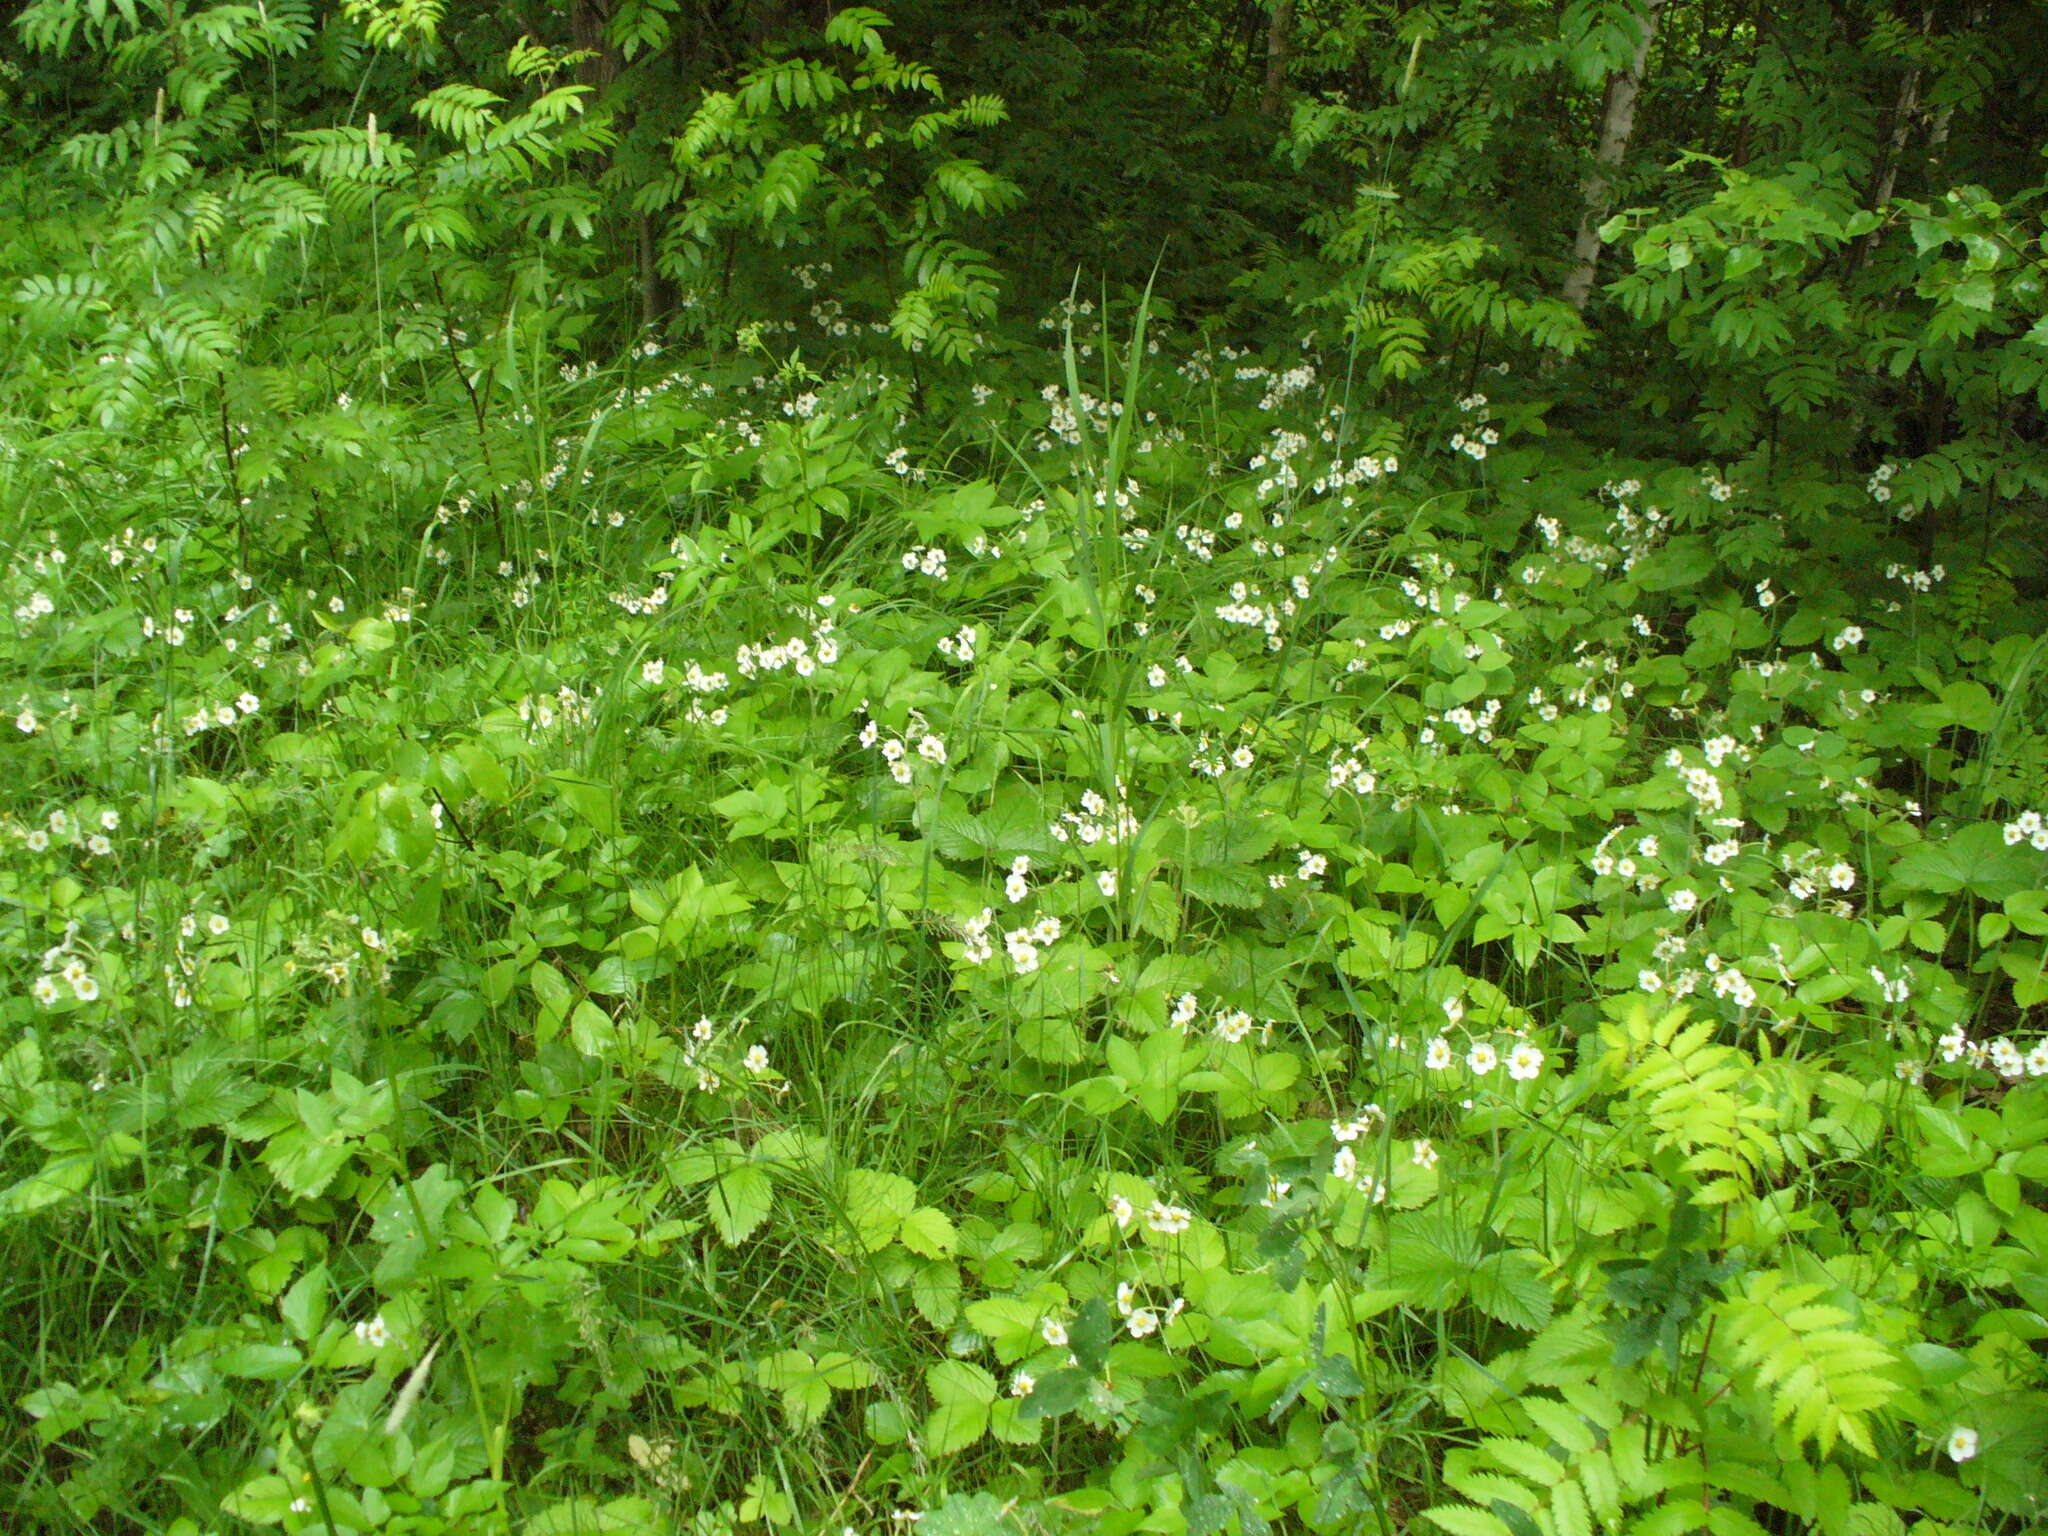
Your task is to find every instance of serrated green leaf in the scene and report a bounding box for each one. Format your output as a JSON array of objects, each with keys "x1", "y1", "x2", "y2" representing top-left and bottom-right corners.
[{"x1": 708, "y1": 1164, "x2": 772, "y2": 1244}]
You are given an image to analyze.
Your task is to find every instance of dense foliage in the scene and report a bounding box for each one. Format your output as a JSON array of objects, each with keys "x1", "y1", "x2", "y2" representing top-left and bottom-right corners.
[{"x1": 4, "y1": 3, "x2": 2048, "y2": 1535}]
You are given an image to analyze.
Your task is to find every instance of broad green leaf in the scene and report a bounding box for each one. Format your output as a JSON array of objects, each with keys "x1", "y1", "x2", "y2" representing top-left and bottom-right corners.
[
  {"x1": 0, "y1": 1153, "x2": 93, "y2": 1216},
  {"x1": 215, "y1": 1343, "x2": 305, "y2": 1380},
  {"x1": 708, "y1": 1164, "x2": 773, "y2": 1244},
  {"x1": 922, "y1": 1397, "x2": 989, "y2": 1455},
  {"x1": 842, "y1": 1167, "x2": 917, "y2": 1251},
  {"x1": 899, "y1": 1205, "x2": 958, "y2": 1257},
  {"x1": 280, "y1": 1264, "x2": 329, "y2": 1342}
]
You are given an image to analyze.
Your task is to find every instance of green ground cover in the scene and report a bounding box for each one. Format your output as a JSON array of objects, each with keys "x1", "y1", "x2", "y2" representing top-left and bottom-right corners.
[{"x1": 4, "y1": 4, "x2": 2048, "y2": 1534}]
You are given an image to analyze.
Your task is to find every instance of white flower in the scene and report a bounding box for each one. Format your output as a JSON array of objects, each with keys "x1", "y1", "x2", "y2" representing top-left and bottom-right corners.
[
  {"x1": 1145, "y1": 1201, "x2": 1192, "y2": 1236},
  {"x1": 206, "y1": 913, "x2": 231, "y2": 937},
  {"x1": 1213, "y1": 1007, "x2": 1254, "y2": 1044},
  {"x1": 1095, "y1": 868, "x2": 1119, "y2": 898},
  {"x1": 1946, "y1": 1426, "x2": 1978, "y2": 1463},
  {"x1": 1507, "y1": 1043, "x2": 1544, "y2": 1081},
  {"x1": 1331, "y1": 1146, "x2": 1359, "y2": 1182},
  {"x1": 354, "y1": 1315, "x2": 391, "y2": 1350},
  {"x1": 743, "y1": 1044, "x2": 770, "y2": 1074},
  {"x1": 1425, "y1": 1037, "x2": 1453, "y2": 1071},
  {"x1": 1108, "y1": 1194, "x2": 1134, "y2": 1228},
  {"x1": 1411, "y1": 1138, "x2": 1438, "y2": 1169},
  {"x1": 1040, "y1": 1317, "x2": 1068, "y2": 1347},
  {"x1": 1010, "y1": 1371, "x2": 1036, "y2": 1398},
  {"x1": 1467, "y1": 1041, "x2": 1498, "y2": 1075}
]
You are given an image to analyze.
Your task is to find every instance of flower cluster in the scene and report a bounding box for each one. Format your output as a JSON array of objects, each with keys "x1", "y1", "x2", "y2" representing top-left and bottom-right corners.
[
  {"x1": 180, "y1": 692, "x2": 261, "y2": 737},
  {"x1": 1112, "y1": 1278, "x2": 1187, "y2": 1340},
  {"x1": 609, "y1": 581, "x2": 671, "y2": 616},
  {"x1": 1424, "y1": 1028, "x2": 1545, "y2": 1081},
  {"x1": 735, "y1": 615, "x2": 840, "y2": 678},
  {"x1": 1048, "y1": 784, "x2": 1140, "y2": 847},
  {"x1": 856, "y1": 709, "x2": 947, "y2": 785},
  {"x1": 1449, "y1": 394, "x2": 1500, "y2": 460},
  {"x1": 1326, "y1": 743, "x2": 1377, "y2": 794},
  {"x1": 1883, "y1": 561, "x2": 1946, "y2": 592},
  {"x1": 1188, "y1": 733, "x2": 1256, "y2": 777},
  {"x1": 516, "y1": 686, "x2": 597, "y2": 733},
  {"x1": 2002, "y1": 809, "x2": 2048, "y2": 851},
  {"x1": 1935, "y1": 1025, "x2": 2048, "y2": 1079},
  {"x1": 1002, "y1": 914, "x2": 1062, "y2": 975},
  {"x1": 671, "y1": 1014, "x2": 779, "y2": 1095},
  {"x1": 1308, "y1": 453, "x2": 1397, "y2": 498},
  {"x1": 30, "y1": 919, "x2": 103, "y2": 1006}
]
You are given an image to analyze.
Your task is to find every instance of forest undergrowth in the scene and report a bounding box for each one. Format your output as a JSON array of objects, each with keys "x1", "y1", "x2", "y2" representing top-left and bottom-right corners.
[{"x1": 3, "y1": 3, "x2": 2048, "y2": 1535}]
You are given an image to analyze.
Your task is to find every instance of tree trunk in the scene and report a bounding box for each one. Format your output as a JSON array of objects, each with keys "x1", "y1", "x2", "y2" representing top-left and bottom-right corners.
[
  {"x1": 1561, "y1": 0, "x2": 1668, "y2": 313},
  {"x1": 639, "y1": 214, "x2": 662, "y2": 331},
  {"x1": 1261, "y1": 0, "x2": 1299, "y2": 118},
  {"x1": 1916, "y1": 7, "x2": 1985, "y2": 191},
  {"x1": 569, "y1": 0, "x2": 621, "y2": 90},
  {"x1": 1852, "y1": 7, "x2": 1932, "y2": 271}
]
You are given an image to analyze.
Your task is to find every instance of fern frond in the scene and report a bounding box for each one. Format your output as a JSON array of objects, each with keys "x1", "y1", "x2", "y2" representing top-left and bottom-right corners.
[
  {"x1": 1423, "y1": 1390, "x2": 1651, "y2": 1536},
  {"x1": 13, "y1": 274, "x2": 113, "y2": 335},
  {"x1": 413, "y1": 83, "x2": 505, "y2": 145},
  {"x1": 148, "y1": 298, "x2": 237, "y2": 372},
  {"x1": 737, "y1": 59, "x2": 847, "y2": 115},
  {"x1": 1715, "y1": 1270, "x2": 1897, "y2": 1456},
  {"x1": 1601, "y1": 1002, "x2": 1783, "y2": 1200},
  {"x1": 825, "y1": 6, "x2": 892, "y2": 57}
]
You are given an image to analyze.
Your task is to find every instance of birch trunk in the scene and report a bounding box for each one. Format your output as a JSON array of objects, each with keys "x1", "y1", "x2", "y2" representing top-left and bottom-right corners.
[{"x1": 1561, "y1": 0, "x2": 1668, "y2": 313}]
